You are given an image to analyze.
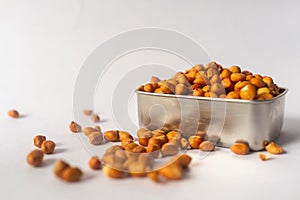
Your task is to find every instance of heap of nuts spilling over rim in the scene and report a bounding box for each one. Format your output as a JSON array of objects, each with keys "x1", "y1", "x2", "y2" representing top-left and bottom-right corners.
[{"x1": 137, "y1": 61, "x2": 281, "y2": 100}]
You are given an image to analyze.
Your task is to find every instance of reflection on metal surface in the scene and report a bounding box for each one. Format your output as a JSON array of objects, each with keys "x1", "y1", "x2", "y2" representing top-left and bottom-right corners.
[{"x1": 137, "y1": 88, "x2": 288, "y2": 151}]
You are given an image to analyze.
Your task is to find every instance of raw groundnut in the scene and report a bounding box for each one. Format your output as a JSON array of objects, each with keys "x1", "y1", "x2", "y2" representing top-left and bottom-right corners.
[
  {"x1": 91, "y1": 114, "x2": 100, "y2": 123},
  {"x1": 222, "y1": 78, "x2": 233, "y2": 89},
  {"x1": 199, "y1": 141, "x2": 215, "y2": 152},
  {"x1": 250, "y1": 77, "x2": 266, "y2": 88},
  {"x1": 83, "y1": 127, "x2": 98, "y2": 136},
  {"x1": 61, "y1": 167, "x2": 83, "y2": 182},
  {"x1": 103, "y1": 166, "x2": 126, "y2": 179},
  {"x1": 170, "y1": 154, "x2": 192, "y2": 169},
  {"x1": 27, "y1": 149, "x2": 44, "y2": 167},
  {"x1": 89, "y1": 156, "x2": 102, "y2": 170},
  {"x1": 53, "y1": 160, "x2": 70, "y2": 177},
  {"x1": 220, "y1": 69, "x2": 232, "y2": 79},
  {"x1": 144, "y1": 83, "x2": 154, "y2": 92},
  {"x1": 229, "y1": 66, "x2": 241, "y2": 73},
  {"x1": 259, "y1": 153, "x2": 270, "y2": 161},
  {"x1": 146, "y1": 143, "x2": 161, "y2": 158},
  {"x1": 239, "y1": 84, "x2": 257, "y2": 100},
  {"x1": 148, "y1": 137, "x2": 163, "y2": 148},
  {"x1": 257, "y1": 87, "x2": 271, "y2": 95},
  {"x1": 121, "y1": 138, "x2": 134, "y2": 149},
  {"x1": 128, "y1": 161, "x2": 147, "y2": 177},
  {"x1": 8, "y1": 109, "x2": 19, "y2": 118},
  {"x1": 88, "y1": 132, "x2": 103, "y2": 145},
  {"x1": 166, "y1": 131, "x2": 182, "y2": 141},
  {"x1": 104, "y1": 130, "x2": 119, "y2": 142},
  {"x1": 118, "y1": 131, "x2": 134, "y2": 141},
  {"x1": 188, "y1": 136, "x2": 203, "y2": 149},
  {"x1": 230, "y1": 73, "x2": 246, "y2": 82},
  {"x1": 230, "y1": 142, "x2": 250, "y2": 155},
  {"x1": 33, "y1": 135, "x2": 46, "y2": 148},
  {"x1": 265, "y1": 141, "x2": 284, "y2": 154},
  {"x1": 41, "y1": 140, "x2": 56, "y2": 154},
  {"x1": 69, "y1": 121, "x2": 82, "y2": 133},
  {"x1": 263, "y1": 76, "x2": 274, "y2": 86},
  {"x1": 159, "y1": 163, "x2": 184, "y2": 180}
]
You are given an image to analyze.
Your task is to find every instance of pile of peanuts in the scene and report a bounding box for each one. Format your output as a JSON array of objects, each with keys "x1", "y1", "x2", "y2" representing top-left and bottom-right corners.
[{"x1": 138, "y1": 61, "x2": 281, "y2": 100}]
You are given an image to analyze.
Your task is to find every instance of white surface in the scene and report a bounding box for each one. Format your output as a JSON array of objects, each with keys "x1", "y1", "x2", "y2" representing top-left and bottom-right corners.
[{"x1": 1, "y1": 1, "x2": 300, "y2": 200}]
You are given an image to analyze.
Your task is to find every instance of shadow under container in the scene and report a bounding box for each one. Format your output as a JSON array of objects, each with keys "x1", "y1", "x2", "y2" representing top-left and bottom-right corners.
[{"x1": 136, "y1": 88, "x2": 288, "y2": 151}]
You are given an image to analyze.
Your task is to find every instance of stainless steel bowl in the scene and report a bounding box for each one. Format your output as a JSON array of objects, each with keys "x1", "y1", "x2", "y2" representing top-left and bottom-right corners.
[{"x1": 136, "y1": 88, "x2": 288, "y2": 151}]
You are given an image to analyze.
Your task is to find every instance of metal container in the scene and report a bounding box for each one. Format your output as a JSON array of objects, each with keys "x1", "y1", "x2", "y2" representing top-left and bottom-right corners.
[{"x1": 136, "y1": 88, "x2": 288, "y2": 151}]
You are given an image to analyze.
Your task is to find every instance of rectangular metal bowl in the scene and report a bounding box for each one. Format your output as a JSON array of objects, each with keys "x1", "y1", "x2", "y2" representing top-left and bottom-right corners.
[{"x1": 136, "y1": 88, "x2": 288, "y2": 151}]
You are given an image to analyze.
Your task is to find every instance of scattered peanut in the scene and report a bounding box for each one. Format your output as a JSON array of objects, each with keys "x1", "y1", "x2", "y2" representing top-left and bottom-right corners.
[
  {"x1": 27, "y1": 149, "x2": 44, "y2": 167},
  {"x1": 88, "y1": 132, "x2": 103, "y2": 145},
  {"x1": 69, "y1": 121, "x2": 82, "y2": 133},
  {"x1": 33, "y1": 135, "x2": 46, "y2": 148},
  {"x1": 8, "y1": 109, "x2": 19, "y2": 118},
  {"x1": 61, "y1": 167, "x2": 83, "y2": 182},
  {"x1": 259, "y1": 153, "x2": 270, "y2": 161},
  {"x1": 265, "y1": 141, "x2": 284, "y2": 154},
  {"x1": 230, "y1": 142, "x2": 250, "y2": 155},
  {"x1": 104, "y1": 130, "x2": 119, "y2": 142},
  {"x1": 188, "y1": 136, "x2": 203, "y2": 149},
  {"x1": 159, "y1": 163, "x2": 184, "y2": 180},
  {"x1": 41, "y1": 140, "x2": 56, "y2": 154},
  {"x1": 89, "y1": 156, "x2": 102, "y2": 170},
  {"x1": 91, "y1": 114, "x2": 100, "y2": 123},
  {"x1": 54, "y1": 160, "x2": 82, "y2": 182}
]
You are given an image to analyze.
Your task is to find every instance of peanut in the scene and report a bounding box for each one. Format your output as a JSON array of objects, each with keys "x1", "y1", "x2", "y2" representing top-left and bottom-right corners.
[
  {"x1": 27, "y1": 149, "x2": 44, "y2": 167},
  {"x1": 118, "y1": 131, "x2": 134, "y2": 141},
  {"x1": 104, "y1": 130, "x2": 119, "y2": 142},
  {"x1": 89, "y1": 156, "x2": 102, "y2": 170},
  {"x1": 88, "y1": 132, "x2": 103, "y2": 145},
  {"x1": 33, "y1": 135, "x2": 46, "y2": 148},
  {"x1": 83, "y1": 127, "x2": 98, "y2": 136},
  {"x1": 171, "y1": 154, "x2": 192, "y2": 169},
  {"x1": 41, "y1": 140, "x2": 56, "y2": 154},
  {"x1": 8, "y1": 109, "x2": 19, "y2": 118},
  {"x1": 53, "y1": 160, "x2": 70, "y2": 177},
  {"x1": 230, "y1": 142, "x2": 250, "y2": 155},
  {"x1": 69, "y1": 121, "x2": 82, "y2": 133},
  {"x1": 150, "y1": 76, "x2": 161, "y2": 83},
  {"x1": 230, "y1": 73, "x2": 246, "y2": 82},
  {"x1": 91, "y1": 114, "x2": 100, "y2": 123},
  {"x1": 159, "y1": 163, "x2": 183, "y2": 180},
  {"x1": 61, "y1": 167, "x2": 83, "y2": 182},
  {"x1": 188, "y1": 136, "x2": 203, "y2": 149},
  {"x1": 259, "y1": 153, "x2": 270, "y2": 161},
  {"x1": 250, "y1": 77, "x2": 266, "y2": 88},
  {"x1": 229, "y1": 66, "x2": 241, "y2": 73},
  {"x1": 265, "y1": 141, "x2": 284, "y2": 154},
  {"x1": 103, "y1": 166, "x2": 126, "y2": 179},
  {"x1": 239, "y1": 84, "x2": 257, "y2": 100}
]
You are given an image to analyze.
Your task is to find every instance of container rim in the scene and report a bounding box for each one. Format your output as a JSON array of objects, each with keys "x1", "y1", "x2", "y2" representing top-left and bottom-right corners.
[{"x1": 135, "y1": 87, "x2": 288, "y2": 104}]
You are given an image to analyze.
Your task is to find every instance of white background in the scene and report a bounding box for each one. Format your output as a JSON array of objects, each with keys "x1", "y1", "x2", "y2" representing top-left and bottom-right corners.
[{"x1": 1, "y1": 0, "x2": 300, "y2": 200}]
